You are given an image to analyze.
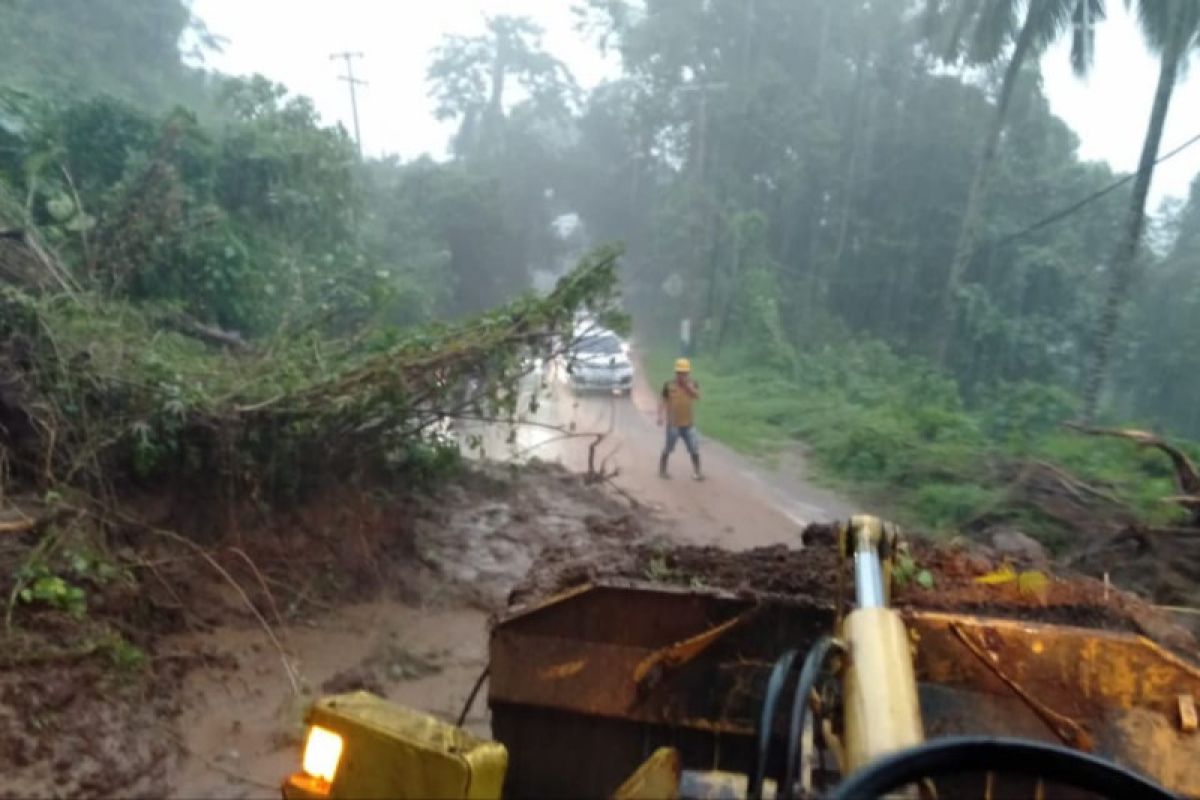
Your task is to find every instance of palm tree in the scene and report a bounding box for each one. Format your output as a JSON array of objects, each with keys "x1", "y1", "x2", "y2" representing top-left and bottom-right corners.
[
  {"x1": 924, "y1": 0, "x2": 1105, "y2": 363},
  {"x1": 1081, "y1": 0, "x2": 1200, "y2": 421}
]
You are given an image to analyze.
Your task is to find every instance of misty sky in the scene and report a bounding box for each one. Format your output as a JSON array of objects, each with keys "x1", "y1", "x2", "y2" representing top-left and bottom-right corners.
[{"x1": 192, "y1": 1, "x2": 1200, "y2": 208}]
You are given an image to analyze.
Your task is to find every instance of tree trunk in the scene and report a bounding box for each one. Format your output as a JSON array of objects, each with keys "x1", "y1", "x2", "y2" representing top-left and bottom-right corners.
[
  {"x1": 1081, "y1": 38, "x2": 1182, "y2": 422},
  {"x1": 482, "y1": 41, "x2": 507, "y2": 153},
  {"x1": 714, "y1": 222, "x2": 742, "y2": 355},
  {"x1": 935, "y1": 0, "x2": 1040, "y2": 364},
  {"x1": 829, "y1": 55, "x2": 875, "y2": 302}
]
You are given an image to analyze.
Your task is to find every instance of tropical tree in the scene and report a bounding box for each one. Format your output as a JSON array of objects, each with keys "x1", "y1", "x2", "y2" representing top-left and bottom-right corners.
[
  {"x1": 1116, "y1": 175, "x2": 1200, "y2": 435},
  {"x1": 925, "y1": 0, "x2": 1105, "y2": 362},
  {"x1": 0, "y1": 0, "x2": 217, "y2": 111},
  {"x1": 427, "y1": 15, "x2": 577, "y2": 158},
  {"x1": 1082, "y1": 0, "x2": 1200, "y2": 420}
]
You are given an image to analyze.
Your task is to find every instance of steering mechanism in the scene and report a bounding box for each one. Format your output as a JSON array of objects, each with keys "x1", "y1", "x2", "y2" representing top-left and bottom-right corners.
[{"x1": 827, "y1": 736, "x2": 1177, "y2": 800}]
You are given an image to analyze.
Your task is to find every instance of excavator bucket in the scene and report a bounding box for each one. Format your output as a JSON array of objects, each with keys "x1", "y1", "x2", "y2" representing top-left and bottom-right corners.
[{"x1": 488, "y1": 581, "x2": 1200, "y2": 799}]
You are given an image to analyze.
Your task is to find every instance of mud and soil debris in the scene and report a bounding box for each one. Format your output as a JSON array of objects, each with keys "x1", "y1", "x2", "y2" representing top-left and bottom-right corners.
[
  {"x1": 511, "y1": 523, "x2": 1198, "y2": 656},
  {"x1": 0, "y1": 658, "x2": 188, "y2": 800},
  {"x1": 321, "y1": 639, "x2": 444, "y2": 697},
  {"x1": 2, "y1": 460, "x2": 659, "y2": 799},
  {"x1": 1068, "y1": 526, "x2": 1200, "y2": 607}
]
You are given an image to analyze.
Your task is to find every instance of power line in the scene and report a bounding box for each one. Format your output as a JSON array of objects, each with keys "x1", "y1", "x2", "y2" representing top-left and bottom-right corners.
[
  {"x1": 984, "y1": 130, "x2": 1200, "y2": 251},
  {"x1": 330, "y1": 51, "x2": 366, "y2": 157}
]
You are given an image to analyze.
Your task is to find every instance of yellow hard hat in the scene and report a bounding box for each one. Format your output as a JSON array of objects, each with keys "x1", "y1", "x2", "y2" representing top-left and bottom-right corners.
[{"x1": 674, "y1": 358, "x2": 691, "y2": 373}]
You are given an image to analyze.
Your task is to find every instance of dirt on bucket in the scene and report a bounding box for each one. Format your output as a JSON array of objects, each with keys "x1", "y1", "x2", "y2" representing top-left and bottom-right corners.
[{"x1": 510, "y1": 523, "x2": 1199, "y2": 657}]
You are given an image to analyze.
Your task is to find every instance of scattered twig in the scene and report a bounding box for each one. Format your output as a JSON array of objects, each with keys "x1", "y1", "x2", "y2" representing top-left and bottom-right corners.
[
  {"x1": 227, "y1": 547, "x2": 287, "y2": 629},
  {"x1": 96, "y1": 507, "x2": 301, "y2": 696},
  {"x1": 1031, "y1": 460, "x2": 1121, "y2": 505},
  {"x1": 601, "y1": 471, "x2": 641, "y2": 510},
  {"x1": 0, "y1": 507, "x2": 77, "y2": 535},
  {"x1": 456, "y1": 667, "x2": 490, "y2": 729},
  {"x1": 160, "y1": 313, "x2": 249, "y2": 352},
  {"x1": 0, "y1": 518, "x2": 35, "y2": 534},
  {"x1": 58, "y1": 164, "x2": 94, "y2": 273}
]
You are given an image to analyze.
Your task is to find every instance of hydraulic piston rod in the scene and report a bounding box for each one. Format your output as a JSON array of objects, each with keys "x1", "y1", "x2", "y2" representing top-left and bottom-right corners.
[{"x1": 841, "y1": 516, "x2": 925, "y2": 776}]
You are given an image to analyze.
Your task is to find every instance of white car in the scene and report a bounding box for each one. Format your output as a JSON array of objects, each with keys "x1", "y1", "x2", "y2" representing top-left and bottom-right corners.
[{"x1": 565, "y1": 329, "x2": 634, "y2": 395}]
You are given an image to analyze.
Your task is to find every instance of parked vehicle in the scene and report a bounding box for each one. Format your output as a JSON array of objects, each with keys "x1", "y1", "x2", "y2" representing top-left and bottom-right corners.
[{"x1": 564, "y1": 329, "x2": 633, "y2": 395}]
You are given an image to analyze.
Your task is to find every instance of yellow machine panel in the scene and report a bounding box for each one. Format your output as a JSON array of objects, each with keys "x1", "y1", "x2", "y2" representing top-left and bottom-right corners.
[{"x1": 282, "y1": 691, "x2": 507, "y2": 800}]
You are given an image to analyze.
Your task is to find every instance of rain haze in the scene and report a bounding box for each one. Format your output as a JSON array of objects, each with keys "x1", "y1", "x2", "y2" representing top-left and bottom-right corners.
[
  {"x1": 191, "y1": 0, "x2": 618, "y2": 159},
  {"x1": 192, "y1": 0, "x2": 1200, "y2": 205},
  {"x1": 7, "y1": 1, "x2": 1200, "y2": 797}
]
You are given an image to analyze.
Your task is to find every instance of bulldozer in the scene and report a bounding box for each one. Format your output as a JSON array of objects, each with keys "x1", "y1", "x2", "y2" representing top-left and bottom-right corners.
[{"x1": 282, "y1": 516, "x2": 1200, "y2": 798}]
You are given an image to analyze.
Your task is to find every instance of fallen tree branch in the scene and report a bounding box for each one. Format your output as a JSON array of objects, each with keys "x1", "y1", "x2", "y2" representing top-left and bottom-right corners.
[
  {"x1": 0, "y1": 507, "x2": 77, "y2": 535},
  {"x1": 0, "y1": 518, "x2": 35, "y2": 534},
  {"x1": 1064, "y1": 422, "x2": 1200, "y2": 496},
  {"x1": 160, "y1": 313, "x2": 249, "y2": 352}
]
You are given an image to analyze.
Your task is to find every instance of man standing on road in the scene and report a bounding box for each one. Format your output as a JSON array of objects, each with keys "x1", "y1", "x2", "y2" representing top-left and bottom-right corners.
[{"x1": 658, "y1": 358, "x2": 704, "y2": 480}]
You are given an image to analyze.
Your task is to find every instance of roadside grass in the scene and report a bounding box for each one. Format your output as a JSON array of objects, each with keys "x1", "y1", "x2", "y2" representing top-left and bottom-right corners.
[{"x1": 644, "y1": 339, "x2": 1193, "y2": 541}]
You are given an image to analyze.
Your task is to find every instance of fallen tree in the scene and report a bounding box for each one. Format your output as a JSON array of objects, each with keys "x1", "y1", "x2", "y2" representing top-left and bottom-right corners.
[
  {"x1": 1065, "y1": 423, "x2": 1200, "y2": 528},
  {"x1": 0, "y1": 245, "x2": 627, "y2": 509}
]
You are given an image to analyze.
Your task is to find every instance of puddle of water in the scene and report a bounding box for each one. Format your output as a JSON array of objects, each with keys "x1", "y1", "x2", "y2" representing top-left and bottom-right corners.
[{"x1": 168, "y1": 603, "x2": 489, "y2": 799}]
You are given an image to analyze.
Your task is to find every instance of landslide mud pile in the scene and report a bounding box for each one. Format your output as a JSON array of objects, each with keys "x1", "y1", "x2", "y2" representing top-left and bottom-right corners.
[{"x1": 512, "y1": 523, "x2": 1198, "y2": 655}]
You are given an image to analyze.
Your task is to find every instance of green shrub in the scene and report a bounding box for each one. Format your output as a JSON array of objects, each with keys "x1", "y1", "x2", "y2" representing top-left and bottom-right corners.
[
  {"x1": 906, "y1": 482, "x2": 1002, "y2": 532},
  {"x1": 648, "y1": 330, "x2": 1194, "y2": 537}
]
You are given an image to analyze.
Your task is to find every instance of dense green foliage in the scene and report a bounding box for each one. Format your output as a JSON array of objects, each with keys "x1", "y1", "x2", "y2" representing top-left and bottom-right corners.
[
  {"x1": 0, "y1": 0, "x2": 215, "y2": 112},
  {"x1": 571, "y1": 0, "x2": 1200, "y2": 534},
  {"x1": 0, "y1": 246, "x2": 623, "y2": 503},
  {"x1": 1118, "y1": 174, "x2": 1200, "y2": 435},
  {"x1": 576, "y1": 0, "x2": 1130, "y2": 396}
]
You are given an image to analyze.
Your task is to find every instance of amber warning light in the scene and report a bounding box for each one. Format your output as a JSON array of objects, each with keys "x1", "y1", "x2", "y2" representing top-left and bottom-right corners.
[{"x1": 284, "y1": 724, "x2": 344, "y2": 797}]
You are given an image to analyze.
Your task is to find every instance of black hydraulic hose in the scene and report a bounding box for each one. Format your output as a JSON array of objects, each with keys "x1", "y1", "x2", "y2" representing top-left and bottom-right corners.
[
  {"x1": 456, "y1": 666, "x2": 489, "y2": 729},
  {"x1": 749, "y1": 648, "x2": 799, "y2": 800},
  {"x1": 780, "y1": 637, "x2": 843, "y2": 800},
  {"x1": 826, "y1": 736, "x2": 1178, "y2": 800}
]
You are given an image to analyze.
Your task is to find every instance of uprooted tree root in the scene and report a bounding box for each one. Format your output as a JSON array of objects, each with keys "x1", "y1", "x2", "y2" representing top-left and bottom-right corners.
[{"x1": 1064, "y1": 423, "x2": 1200, "y2": 526}]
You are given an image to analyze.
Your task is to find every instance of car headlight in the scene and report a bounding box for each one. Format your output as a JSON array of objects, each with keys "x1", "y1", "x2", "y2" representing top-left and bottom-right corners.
[{"x1": 302, "y1": 725, "x2": 344, "y2": 785}]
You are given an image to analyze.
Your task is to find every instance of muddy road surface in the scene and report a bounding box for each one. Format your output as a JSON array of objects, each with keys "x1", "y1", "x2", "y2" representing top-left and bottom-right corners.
[
  {"x1": 165, "y1": 366, "x2": 857, "y2": 798},
  {"x1": 457, "y1": 364, "x2": 856, "y2": 548}
]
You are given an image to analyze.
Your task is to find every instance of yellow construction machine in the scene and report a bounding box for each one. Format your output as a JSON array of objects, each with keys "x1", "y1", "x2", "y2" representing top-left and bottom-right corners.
[{"x1": 283, "y1": 516, "x2": 1200, "y2": 799}]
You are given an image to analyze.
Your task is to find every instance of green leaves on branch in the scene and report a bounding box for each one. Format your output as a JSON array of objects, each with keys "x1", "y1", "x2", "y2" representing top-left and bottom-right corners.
[{"x1": 6, "y1": 244, "x2": 624, "y2": 502}]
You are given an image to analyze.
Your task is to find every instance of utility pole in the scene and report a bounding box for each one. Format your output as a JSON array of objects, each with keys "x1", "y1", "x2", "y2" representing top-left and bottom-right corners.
[
  {"x1": 330, "y1": 51, "x2": 366, "y2": 157},
  {"x1": 676, "y1": 81, "x2": 727, "y2": 183}
]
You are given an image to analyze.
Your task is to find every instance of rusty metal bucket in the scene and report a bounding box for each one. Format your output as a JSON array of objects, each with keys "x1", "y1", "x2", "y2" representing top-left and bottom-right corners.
[{"x1": 488, "y1": 581, "x2": 1200, "y2": 798}]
